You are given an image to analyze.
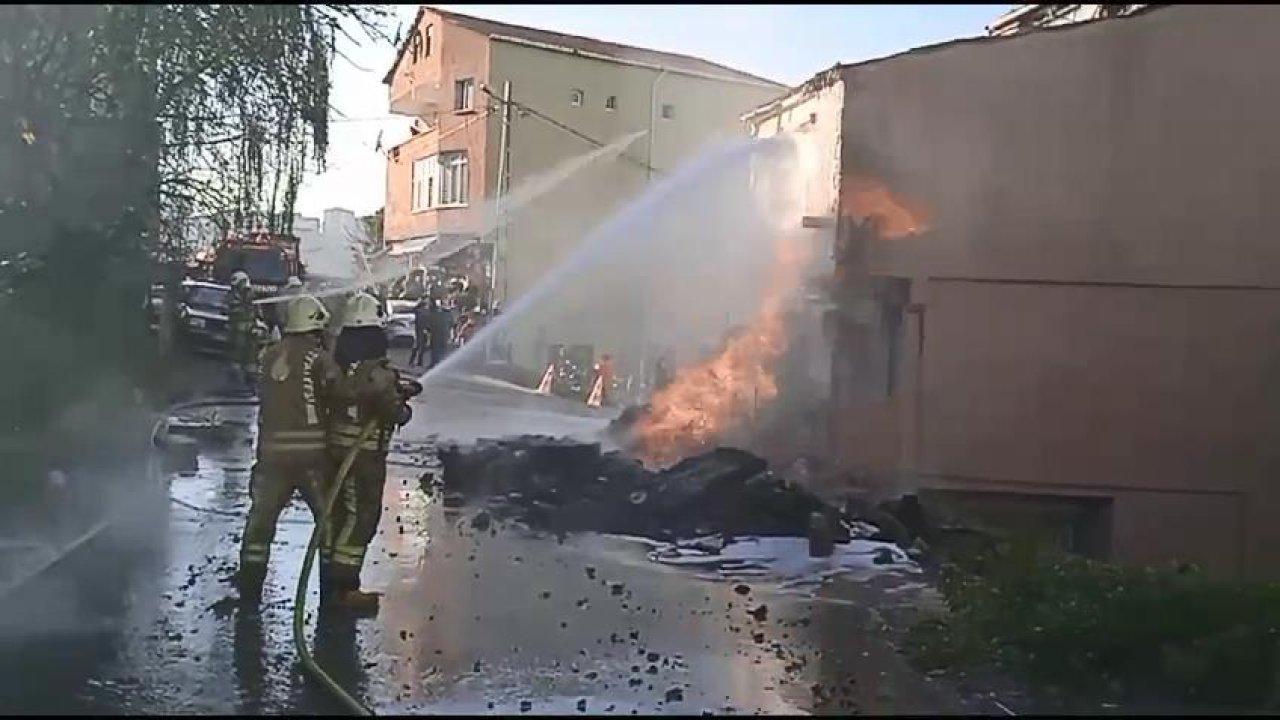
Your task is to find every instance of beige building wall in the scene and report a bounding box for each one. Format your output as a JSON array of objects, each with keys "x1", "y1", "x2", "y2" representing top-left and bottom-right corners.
[
  {"x1": 796, "y1": 4, "x2": 1280, "y2": 577},
  {"x1": 485, "y1": 39, "x2": 782, "y2": 373}
]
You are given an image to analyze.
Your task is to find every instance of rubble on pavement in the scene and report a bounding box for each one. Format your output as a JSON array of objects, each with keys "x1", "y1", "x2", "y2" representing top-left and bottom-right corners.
[{"x1": 434, "y1": 435, "x2": 934, "y2": 551}]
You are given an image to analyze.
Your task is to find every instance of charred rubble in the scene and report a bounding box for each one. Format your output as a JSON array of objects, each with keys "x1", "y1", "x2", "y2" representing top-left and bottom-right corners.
[{"x1": 433, "y1": 435, "x2": 936, "y2": 552}]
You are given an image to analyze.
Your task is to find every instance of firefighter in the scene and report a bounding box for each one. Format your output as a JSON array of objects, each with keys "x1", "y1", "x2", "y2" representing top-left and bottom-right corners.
[
  {"x1": 269, "y1": 276, "x2": 304, "y2": 340},
  {"x1": 234, "y1": 294, "x2": 337, "y2": 607},
  {"x1": 322, "y1": 292, "x2": 420, "y2": 614},
  {"x1": 227, "y1": 270, "x2": 259, "y2": 389}
]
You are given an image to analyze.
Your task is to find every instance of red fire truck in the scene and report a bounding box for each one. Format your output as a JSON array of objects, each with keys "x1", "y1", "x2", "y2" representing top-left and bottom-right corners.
[{"x1": 210, "y1": 230, "x2": 306, "y2": 296}]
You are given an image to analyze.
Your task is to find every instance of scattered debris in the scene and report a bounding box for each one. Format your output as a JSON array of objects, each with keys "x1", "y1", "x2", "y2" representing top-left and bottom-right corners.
[{"x1": 439, "y1": 438, "x2": 843, "y2": 541}]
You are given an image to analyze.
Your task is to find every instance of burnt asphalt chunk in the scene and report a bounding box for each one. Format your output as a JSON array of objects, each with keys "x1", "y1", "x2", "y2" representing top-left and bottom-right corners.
[{"x1": 437, "y1": 437, "x2": 908, "y2": 545}]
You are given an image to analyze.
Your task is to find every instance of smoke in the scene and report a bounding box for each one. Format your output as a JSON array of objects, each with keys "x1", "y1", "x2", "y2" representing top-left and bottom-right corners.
[{"x1": 423, "y1": 132, "x2": 817, "y2": 401}]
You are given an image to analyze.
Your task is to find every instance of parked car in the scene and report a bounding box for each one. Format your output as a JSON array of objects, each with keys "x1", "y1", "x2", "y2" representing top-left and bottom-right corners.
[
  {"x1": 385, "y1": 298, "x2": 417, "y2": 349},
  {"x1": 176, "y1": 280, "x2": 268, "y2": 356}
]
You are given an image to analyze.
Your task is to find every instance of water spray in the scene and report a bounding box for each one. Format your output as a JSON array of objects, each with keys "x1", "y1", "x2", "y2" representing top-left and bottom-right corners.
[
  {"x1": 416, "y1": 132, "x2": 799, "y2": 386},
  {"x1": 254, "y1": 130, "x2": 648, "y2": 308}
]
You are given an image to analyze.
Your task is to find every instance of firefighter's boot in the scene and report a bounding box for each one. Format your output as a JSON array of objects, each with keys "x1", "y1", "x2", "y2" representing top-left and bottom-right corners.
[{"x1": 233, "y1": 565, "x2": 266, "y2": 609}]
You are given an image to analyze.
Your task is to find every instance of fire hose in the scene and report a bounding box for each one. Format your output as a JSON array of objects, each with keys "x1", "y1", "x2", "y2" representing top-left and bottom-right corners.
[
  {"x1": 293, "y1": 418, "x2": 378, "y2": 717},
  {"x1": 152, "y1": 398, "x2": 376, "y2": 715}
]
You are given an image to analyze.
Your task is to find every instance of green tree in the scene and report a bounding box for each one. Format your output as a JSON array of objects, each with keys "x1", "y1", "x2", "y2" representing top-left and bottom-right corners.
[{"x1": 0, "y1": 4, "x2": 391, "y2": 443}]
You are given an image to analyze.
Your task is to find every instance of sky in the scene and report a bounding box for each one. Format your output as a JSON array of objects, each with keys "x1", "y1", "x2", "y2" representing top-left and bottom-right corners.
[{"x1": 293, "y1": 4, "x2": 1010, "y2": 220}]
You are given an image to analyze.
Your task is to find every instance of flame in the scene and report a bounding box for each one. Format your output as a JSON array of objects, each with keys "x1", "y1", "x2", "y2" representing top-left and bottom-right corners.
[
  {"x1": 843, "y1": 174, "x2": 931, "y2": 239},
  {"x1": 634, "y1": 237, "x2": 809, "y2": 468}
]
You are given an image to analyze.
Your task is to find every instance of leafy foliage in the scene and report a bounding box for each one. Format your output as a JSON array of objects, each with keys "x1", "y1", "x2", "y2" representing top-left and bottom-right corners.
[
  {"x1": 908, "y1": 540, "x2": 1280, "y2": 707},
  {"x1": 0, "y1": 4, "x2": 391, "y2": 437}
]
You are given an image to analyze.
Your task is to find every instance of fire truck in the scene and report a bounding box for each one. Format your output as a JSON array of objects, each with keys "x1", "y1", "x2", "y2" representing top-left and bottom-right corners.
[{"x1": 209, "y1": 230, "x2": 305, "y2": 296}]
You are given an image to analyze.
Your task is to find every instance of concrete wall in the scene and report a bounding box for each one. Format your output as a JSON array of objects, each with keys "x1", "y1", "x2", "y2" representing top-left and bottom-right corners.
[
  {"x1": 840, "y1": 5, "x2": 1280, "y2": 286},
  {"x1": 487, "y1": 39, "x2": 782, "y2": 372},
  {"x1": 826, "y1": 5, "x2": 1280, "y2": 576}
]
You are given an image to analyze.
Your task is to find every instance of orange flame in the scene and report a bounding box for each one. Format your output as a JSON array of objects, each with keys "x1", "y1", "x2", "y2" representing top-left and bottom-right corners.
[
  {"x1": 843, "y1": 174, "x2": 931, "y2": 239},
  {"x1": 633, "y1": 237, "x2": 809, "y2": 468}
]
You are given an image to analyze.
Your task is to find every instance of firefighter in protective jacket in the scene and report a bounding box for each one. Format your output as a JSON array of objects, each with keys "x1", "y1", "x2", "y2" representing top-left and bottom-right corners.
[
  {"x1": 235, "y1": 294, "x2": 338, "y2": 606},
  {"x1": 227, "y1": 270, "x2": 260, "y2": 387},
  {"x1": 322, "y1": 292, "x2": 420, "y2": 613}
]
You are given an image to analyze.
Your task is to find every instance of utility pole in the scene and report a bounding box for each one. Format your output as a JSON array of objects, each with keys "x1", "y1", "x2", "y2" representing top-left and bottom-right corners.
[
  {"x1": 491, "y1": 80, "x2": 512, "y2": 315},
  {"x1": 639, "y1": 68, "x2": 669, "y2": 391}
]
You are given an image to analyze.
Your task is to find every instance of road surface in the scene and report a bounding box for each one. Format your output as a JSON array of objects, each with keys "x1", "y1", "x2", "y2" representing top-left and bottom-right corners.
[{"x1": 0, "y1": 370, "x2": 1025, "y2": 715}]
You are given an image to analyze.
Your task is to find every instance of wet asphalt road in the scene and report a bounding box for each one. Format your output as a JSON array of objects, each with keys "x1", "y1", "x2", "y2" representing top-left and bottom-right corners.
[{"x1": 0, "y1": 368, "x2": 1022, "y2": 715}]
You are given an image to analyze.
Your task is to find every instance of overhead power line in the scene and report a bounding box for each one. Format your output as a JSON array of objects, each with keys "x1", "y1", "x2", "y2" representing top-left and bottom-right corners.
[{"x1": 479, "y1": 85, "x2": 661, "y2": 178}]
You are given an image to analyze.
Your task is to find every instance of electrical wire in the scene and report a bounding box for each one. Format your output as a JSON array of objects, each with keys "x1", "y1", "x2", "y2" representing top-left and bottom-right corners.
[{"x1": 480, "y1": 86, "x2": 660, "y2": 177}]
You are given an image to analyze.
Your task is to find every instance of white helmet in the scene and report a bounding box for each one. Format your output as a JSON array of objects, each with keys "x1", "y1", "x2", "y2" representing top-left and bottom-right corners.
[
  {"x1": 231, "y1": 271, "x2": 251, "y2": 287},
  {"x1": 284, "y1": 294, "x2": 330, "y2": 334},
  {"x1": 343, "y1": 292, "x2": 387, "y2": 329}
]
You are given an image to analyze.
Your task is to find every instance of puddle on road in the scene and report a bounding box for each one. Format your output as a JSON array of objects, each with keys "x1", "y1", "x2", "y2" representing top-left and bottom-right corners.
[{"x1": 570, "y1": 532, "x2": 926, "y2": 603}]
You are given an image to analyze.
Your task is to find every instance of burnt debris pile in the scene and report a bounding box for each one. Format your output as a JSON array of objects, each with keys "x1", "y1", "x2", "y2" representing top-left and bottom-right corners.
[{"x1": 436, "y1": 436, "x2": 926, "y2": 548}]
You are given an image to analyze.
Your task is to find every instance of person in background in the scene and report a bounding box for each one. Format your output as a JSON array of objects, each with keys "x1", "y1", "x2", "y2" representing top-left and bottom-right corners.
[
  {"x1": 269, "y1": 275, "x2": 304, "y2": 340},
  {"x1": 454, "y1": 310, "x2": 478, "y2": 348},
  {"x1": 409, "y1": 295, "x2": 431, "y2": 367},
  {"x1": 427, "y1": 295, "x2": 453, "y2": 369},
  {"x1": 227, "y1": 270, "x2": 260, "y2": 391}
]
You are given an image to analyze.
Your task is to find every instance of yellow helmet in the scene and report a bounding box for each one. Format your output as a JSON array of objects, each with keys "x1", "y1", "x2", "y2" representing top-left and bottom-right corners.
[
  {"x1": 284, "y1": 294, "x2": 330, "y2": 334},
  {"x1": 342, "y1": 291, "x2": 387, "y2": 329}
]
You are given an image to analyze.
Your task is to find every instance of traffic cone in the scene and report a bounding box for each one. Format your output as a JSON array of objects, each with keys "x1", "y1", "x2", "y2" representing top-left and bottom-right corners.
[
  {"x1": 586, "y1": 374, "x2": 604, "y2": 408},
  {"x1": 537, "y1": 364, "x2": 555, "y2": 395}
]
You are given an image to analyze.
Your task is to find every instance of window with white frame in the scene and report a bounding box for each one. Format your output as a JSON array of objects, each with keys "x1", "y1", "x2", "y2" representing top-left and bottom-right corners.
[
  {"x1": 454, "y1": 78, "x2": 474, "y2": 111},
  {"x1": 570, "y1": 88, "x2": 584, "y2": 108},
  {"x1": 438, "y1": 151, "x2": 469, "y2": 206},
  {"x1": 411, "y1": 151, "x2": 469, "y2": 210},
  {"x1": 411, "y1": 156, "x2": 435, "y2": 212},
  {"x1": 605, "y1": 95, "x2": 617, "y2": 111}
]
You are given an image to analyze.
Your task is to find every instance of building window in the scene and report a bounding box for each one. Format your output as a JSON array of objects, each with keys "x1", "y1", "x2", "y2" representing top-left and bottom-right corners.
[
  {"x1": 454, "y1": 78, "x2": 475, "y2": 111},
  {"x1": 570, "y1": 88, "x2": 584, "y2": 108},
  {"x1": 438, "y1": 151, "x2": 469, "y2": 206},
  {"x1": 411, "y1": 156, "x2": 435, "y2": 212},
  {"x1": 423, "y1": 25, "x2": 432, "y2": 57},
  {"x1": 605, "y1": 95, "x2": 617, "y2": 111},
  {"x1": 661, "y1": 103, "x2": 675, "y2": 120}
]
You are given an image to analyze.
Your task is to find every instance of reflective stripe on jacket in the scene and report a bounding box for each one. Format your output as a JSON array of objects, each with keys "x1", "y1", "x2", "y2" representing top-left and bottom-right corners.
[
  {"x1": 326, "y1": 359, "x2": 400, "y2": 455},
  {"x1": 257, "y1": 335, "x2": 337, "y2": 460}
]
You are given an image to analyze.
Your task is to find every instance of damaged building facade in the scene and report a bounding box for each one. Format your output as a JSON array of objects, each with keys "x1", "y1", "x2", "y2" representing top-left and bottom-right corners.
[{"x1": 747, "y1": 4, "x2": 1280, "y2": 578}]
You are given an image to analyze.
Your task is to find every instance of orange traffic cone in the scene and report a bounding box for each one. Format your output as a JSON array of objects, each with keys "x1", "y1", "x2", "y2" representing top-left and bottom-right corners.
[
  {"x1": 586, "y1": 374, "x2": 604, "y2": 408},
  {"x1": 537, "y1": 363, "x2": 556, "y2": 395}
]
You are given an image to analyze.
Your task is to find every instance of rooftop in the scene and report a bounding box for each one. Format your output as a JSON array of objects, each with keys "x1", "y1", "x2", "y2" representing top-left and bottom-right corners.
[
  {"x1": 384, "y1": 6, "x2": 785, "y2": 88},
  {"x1": 744, "y1": 4, "x2": 1168, "y2": 121}
]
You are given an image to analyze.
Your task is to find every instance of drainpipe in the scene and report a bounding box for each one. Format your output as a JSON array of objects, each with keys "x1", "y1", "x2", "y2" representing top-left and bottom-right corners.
[
  {"x1": 640, "y1": 68, "x2": 669, "y2": 389},
  {"x1": 646, "y1": 68, "x2": 668, "y2": 185},
  {"x1": 491, "y1": 80, "x2": 513, "y2": 315}
]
